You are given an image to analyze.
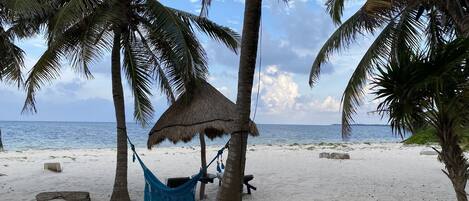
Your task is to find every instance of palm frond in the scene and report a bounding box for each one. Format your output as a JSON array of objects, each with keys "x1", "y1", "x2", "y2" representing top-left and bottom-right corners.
[
  {"x1": 0, "y1": 26, "x2": 24, "y2": 87},
  {"x1": 22, "y1": 45, "x2": 62, "y2": 113},
  {"x1": 200, "y1": 0, "x2": 211, "y2": 17},
  {"x1": 66, "y1": 13, "x2": 113, "y2": 78},
  {"x1": 22, "y1": 19, "x2": 105, "y2": 112},
  {"x1": 390, "y1": 8, "x2": 423, "y2": 62},
  {"x1": 1, "y1": 0, "x2": 44, "y2": 19},
  {"x1": 325, "y1": 0, "x2": 345, "y2": 25},
  {"x1": 122, "y1": 31, "x2": 154, "y2": 126},
  {"x1": 310, "y1": 6, "x2": 385, "y2": 86},
  {"x1": 135, "y1": 29, "x2": 176, "y2": 103},
  {"x1": 169, "y1": 8, "x2": 240, "y2": 53},
  {"x1": 142, "y1": 0, "x2": 208, "y2": 96},
  {"x1": 50, "y1": 0, "x2": 102, "y2": 40},
  {"x1": 372, "y1": 52, "x2": 428, "y2": 136},
  {"x1": 340, "y1": 21, "x2": 396, "y2": 137}
]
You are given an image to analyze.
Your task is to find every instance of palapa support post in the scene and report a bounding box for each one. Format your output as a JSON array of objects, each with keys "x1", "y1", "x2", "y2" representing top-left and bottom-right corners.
[
  {"x1": 0, "y1": 129, "x2": 3, "y2": 152},
  {"x1": 199, "y1": 133, "x2": 207, "y2": 200}
]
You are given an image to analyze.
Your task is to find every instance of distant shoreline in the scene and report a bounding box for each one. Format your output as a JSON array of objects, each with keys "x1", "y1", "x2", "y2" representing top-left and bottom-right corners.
[
  {"x1": 0, "y1": 141, "x2": 405, "y2": 152},
  {"x1": 331, "y1": 124, "x2": 389, "y2": 126},
  {"x1": 0, "y1": 122, "x2": 399, "y2": 151},
  {"x1": 0, "y1": 120, "x2": 388, "y2": 127}
]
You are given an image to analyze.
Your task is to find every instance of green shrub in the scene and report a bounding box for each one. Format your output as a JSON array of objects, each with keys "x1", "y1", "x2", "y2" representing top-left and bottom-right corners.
[
  {"x1": 403, "y1": 127, "x2": 439, "y2": 145},
  {"x1": 404, "y1": 127, "x2": 469, "y2": 149}
]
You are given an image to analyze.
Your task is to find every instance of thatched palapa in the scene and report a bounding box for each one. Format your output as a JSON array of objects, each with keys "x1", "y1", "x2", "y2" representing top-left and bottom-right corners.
[{"x1": 147, "y1": 81, "x2": 259, "y2": 149}]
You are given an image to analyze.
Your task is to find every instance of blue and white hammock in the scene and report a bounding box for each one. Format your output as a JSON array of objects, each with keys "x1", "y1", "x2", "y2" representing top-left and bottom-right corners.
[{"x1": 127, "y1": 137, "x2": 226, "y2": 201}]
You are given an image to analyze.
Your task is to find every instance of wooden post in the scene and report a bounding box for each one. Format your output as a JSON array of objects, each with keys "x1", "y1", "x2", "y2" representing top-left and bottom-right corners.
[
  {"x1": 199, "y1": 133, "x2": 207, "y2": 200},
  {"x1": 0, "y1": 129, "x2": 3, "y2": 152}
]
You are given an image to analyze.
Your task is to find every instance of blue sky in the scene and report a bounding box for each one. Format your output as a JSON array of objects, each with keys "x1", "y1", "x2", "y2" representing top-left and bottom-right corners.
[{"x1": 0, "y1": 0, "x2": 385, "y2": 125}]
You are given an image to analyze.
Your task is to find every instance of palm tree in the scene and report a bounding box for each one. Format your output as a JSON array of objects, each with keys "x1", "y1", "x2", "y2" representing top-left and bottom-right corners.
[
  {"x1": 217, "y1": 1, "x2": 263, "y2": 200},
  {"x1": 372, "y1": 38, "x2": 469, "y2": 201},
  {"x1": 200, "y1": 0, "x2": 263, "y2": 200},
  {"x1": 17, "y1": 1, "x2": 239, "y2": 200},
  {"x1": 310, "y1": 0, "x2": 468, "y2": 137}
]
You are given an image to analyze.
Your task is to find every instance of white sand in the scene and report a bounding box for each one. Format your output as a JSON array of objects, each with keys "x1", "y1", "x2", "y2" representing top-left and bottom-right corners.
[{"x1": 0, "y1": 143, "x2": 461, "y2": 201}]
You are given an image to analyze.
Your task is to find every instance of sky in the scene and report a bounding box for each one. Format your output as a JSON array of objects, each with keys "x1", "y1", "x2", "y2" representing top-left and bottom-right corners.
[{"x1": 0, "y1": 0, "x2": 386, "y2": 125}]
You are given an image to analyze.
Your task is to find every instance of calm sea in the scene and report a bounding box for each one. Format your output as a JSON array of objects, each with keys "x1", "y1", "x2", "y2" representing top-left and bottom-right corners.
[{"x1": 0, "y1": 121, "x2": 402, "y2": 151}]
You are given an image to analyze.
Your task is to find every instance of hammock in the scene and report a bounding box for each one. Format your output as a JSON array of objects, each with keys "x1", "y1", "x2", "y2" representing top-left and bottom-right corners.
[{"x1": 127, "y1": 137, "x2": 226, "y2": 201}]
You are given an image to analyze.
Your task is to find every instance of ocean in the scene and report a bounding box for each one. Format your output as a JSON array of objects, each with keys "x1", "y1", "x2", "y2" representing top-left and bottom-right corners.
[{"x1": 0, "y1": 121, "x2": 402, "y2": 151}]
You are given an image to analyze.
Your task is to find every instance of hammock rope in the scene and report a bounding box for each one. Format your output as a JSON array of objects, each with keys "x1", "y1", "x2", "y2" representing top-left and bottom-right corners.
[{"x1": 127, "y1": 136, "x2": 227, "y2": 201}]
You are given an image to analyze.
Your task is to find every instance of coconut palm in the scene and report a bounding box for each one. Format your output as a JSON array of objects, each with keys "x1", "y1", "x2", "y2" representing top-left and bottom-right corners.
[
  {"x1": 17, "y1": 1, "x2": 239, "y2": 200},
  {"x1": 373, "y1": 38, "x2": 469, "y2": 201},
  {"x1": 200, "y1": 0, "x2": 263, "y2": 200},
  {"x1": 310, "y1": 0, "x2": 468, "y2": 137}
]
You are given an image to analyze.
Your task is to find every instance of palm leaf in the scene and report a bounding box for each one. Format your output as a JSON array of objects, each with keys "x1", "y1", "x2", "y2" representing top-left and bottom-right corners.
[
  {"x1": 122, "y1": 31, "x2": 154, "y2": 126},
  {"x1": 0, "y1": 26, "x2": 24, "y2": 86},
  {"x1": 22, "y1": 45, "x2": 62, "y2": 113},
  {"x1": 142, "y1": 0, "x2": 208, "y2": 96},
  {"x1": 135, "y1": 29, "x2": 176, "y2": 103},
  {"x1": 169, "y1": 8, "x2": 240, "y2": 53},
  {"x1": 390, "y1": 8, "x2": 423, "y2": 62},
  {"x1": 340, "y1": 21, "x2": 396, "y2": 137},
  {"x1": 49, "y1": 0, "x2": 102, "y2": 40},
  {"x1": 309, "y1": 6, "x2": 386, "y2": 86},
  {"x1": 22, "y1": 19, "x2": 105, "y2": 112},
  {"x1": 200, "y1": 0, "x2": 211, "y2": 17},
  {"x1": 325, "y1": 0, "x2": 346, "y2": 25}
]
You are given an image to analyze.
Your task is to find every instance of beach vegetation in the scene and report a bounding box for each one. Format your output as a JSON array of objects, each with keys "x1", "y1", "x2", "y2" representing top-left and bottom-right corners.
[
  {"x1": 311, "y1": 1, "x2": 468, "y2": 200},
  {"x1": 405, "y1": 128, "x2": 469, "y2": 149},
  {"x1": 403, "y1": 127, "x2": 439, "y2": 145},
  {"x1": 372, "y1": 39, "x2": 469, "y2": 201},
  {"x1": 310, "y1": 0, "x2": 469, "y2": 137}
]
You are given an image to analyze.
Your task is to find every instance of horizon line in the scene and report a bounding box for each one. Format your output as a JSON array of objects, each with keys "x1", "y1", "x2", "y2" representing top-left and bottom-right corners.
[{"x1": 0, "y1": 120, "x2": 388, "y2": 126}]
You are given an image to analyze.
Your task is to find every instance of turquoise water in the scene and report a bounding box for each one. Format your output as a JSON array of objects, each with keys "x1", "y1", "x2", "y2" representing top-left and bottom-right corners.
[{"x1": 0, "y1": 121, "x2": 401, "y2": 151}]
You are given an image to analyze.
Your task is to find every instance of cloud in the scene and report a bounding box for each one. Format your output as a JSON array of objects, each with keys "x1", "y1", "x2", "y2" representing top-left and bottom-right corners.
[
  {"x1": 206, "y1": 1, "x2": 336, "y2": 75},
  {"x1": 248, "y1": 65, "x2": 382, "y2": 124},
  {"x1": 0, "y1": 0, "x2": 382, "y2": 125},
  {"x1": 313, "y1": 96, "x2": 341, "y2": 112},
  {"x1": 255, "y1": 65, "x2": 339, "y2": 114},
  {"x1": 257, "y1": 65, "x2": 299, "y2": 113}
]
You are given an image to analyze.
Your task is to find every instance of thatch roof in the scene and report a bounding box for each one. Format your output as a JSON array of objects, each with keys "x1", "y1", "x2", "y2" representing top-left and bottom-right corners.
[{"x1": 147, "y1": 81, "x2": 259, "y2": 148}]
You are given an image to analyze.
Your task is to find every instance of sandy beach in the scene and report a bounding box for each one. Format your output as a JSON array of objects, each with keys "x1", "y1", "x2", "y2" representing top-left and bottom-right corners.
[{"x1": 0, "y1": 143, "x2": 460, "y2": 201}]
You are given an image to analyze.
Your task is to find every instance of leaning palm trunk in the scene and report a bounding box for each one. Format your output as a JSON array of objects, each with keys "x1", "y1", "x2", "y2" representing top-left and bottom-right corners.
[
  {"x1": 434, "y1": 117, "x2": 469, "y2": 201},
  {"x1": 216, "y1": 1, "x2": 262, "y2": 200},
  {"x1": 434, "y1": 108, "x2": 469, "y2": 201},
  {"x1": 110, "y1": 30, "x2": 131, "y2": 201},
  {"x1": 438, "y1": 131, "x2": 469, "y2": 201}
]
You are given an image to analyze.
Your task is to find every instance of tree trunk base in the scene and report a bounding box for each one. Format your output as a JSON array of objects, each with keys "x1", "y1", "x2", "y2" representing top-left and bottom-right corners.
[{"x1": 110, "y1": 191, "x2": 131, "y2": 201}]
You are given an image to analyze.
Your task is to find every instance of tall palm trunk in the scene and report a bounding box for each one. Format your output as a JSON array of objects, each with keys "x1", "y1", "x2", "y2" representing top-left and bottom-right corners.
[
  {"x1": 435, "y1": 111, "x2": 469, "y2": 201},
  {"x1": 110, "y1": 29, "x2": 131, "y2": 201},
  {"x1": 217, "y1": 1, "x2": 262, "y2": 200}
]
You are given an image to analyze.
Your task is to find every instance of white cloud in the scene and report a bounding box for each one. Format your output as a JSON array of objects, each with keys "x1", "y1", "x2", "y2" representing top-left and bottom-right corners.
[
  {"x1": 259, "y1": 65, "x2": 299, "y2": 113},
  {"x1": 255, "y1": 65, "x2": 341, "y2": 114},
  {"x1": 312, "y1": 96, "x2": 341, "y2": 112}
]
